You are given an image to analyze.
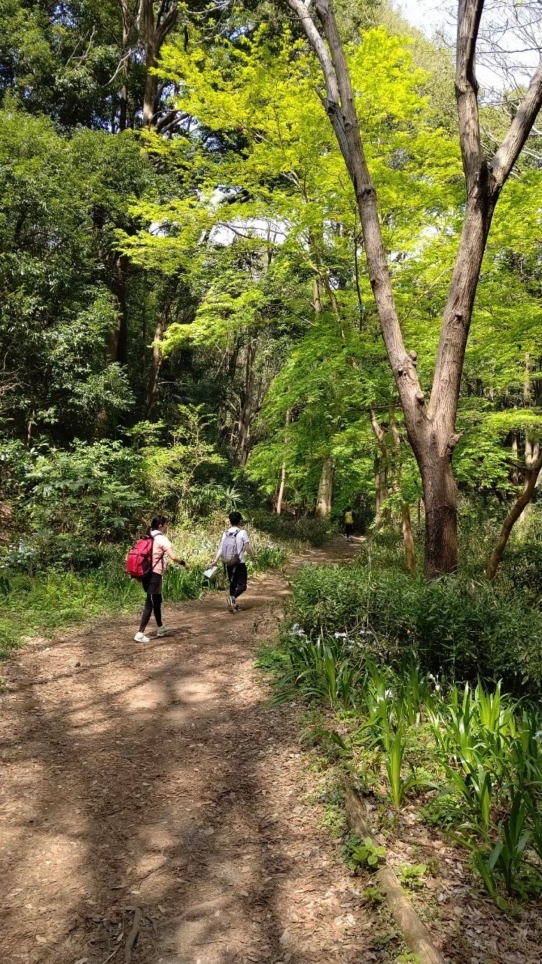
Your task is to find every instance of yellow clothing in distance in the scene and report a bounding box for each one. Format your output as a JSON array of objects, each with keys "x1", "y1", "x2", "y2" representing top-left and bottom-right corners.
[{"x1": 344, "y1": 511, "x2": 353, "y2": 525}]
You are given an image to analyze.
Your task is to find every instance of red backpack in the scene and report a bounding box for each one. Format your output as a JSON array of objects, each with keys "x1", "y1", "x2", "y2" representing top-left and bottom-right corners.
[{"x1": 125, "y1": 534, "x2": 154, "y2": 580}]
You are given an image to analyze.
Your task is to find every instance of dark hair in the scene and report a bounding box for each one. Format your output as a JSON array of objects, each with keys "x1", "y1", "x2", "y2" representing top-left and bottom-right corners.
[
  {"x1": 146, "y1": 514, "x2": 167, "y2": 535},
  {"x1": 345, "y1": 506, "x2": 352, "y2": 512},
  {"x1": 229, "y1": 510, "x2": 243, "y2": 526}
]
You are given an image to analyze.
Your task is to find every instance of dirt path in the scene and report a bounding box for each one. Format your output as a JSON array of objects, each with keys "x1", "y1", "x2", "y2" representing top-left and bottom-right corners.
[{"x1": 0, "y1": 537, "x2": 398, "y2": 964}]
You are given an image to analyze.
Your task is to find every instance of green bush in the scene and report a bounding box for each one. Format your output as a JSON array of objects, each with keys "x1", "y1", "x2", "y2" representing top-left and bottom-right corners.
[{"x1": 284, "y1": 563, "x2": 542, "y2": 696}]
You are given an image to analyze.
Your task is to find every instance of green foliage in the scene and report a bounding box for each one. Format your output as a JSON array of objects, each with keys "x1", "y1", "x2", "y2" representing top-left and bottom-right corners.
[
  {"x1": 135, "y1": 405, "x2": 227, "y2": 515},
  {"x1": 249, "y1": 513, "x2": 332, "y2": 547},
  {"x1": 254, "y1": 645, "x2": 290, "y2": 673},
  {"x1": 345, "y1": 833, "x2": 386, "y2": 872},
  {"x1": 500, "y1": 542, "x2": 542, "y2": 599},
  {"x1": 362, "y1": 884, "x2": 385, "y2": 904},
  {"x1": 397, "y1": 864, "x2": 427, "y2": 889},
  {"x1": 0, "y1": 108, "x2": 156, "y2": 442},
  {"x1": 0, "y1": 439, "x2": 145, "y2": 570},
  {"x1": 250, "y1": 544, "x2": 288, "y2": 572}
]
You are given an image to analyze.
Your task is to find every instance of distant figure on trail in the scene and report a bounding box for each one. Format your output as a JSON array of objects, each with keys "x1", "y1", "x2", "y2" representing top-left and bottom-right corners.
[
  {"x1": 134, "y1": 515, "x2": 187, "y2": 643},
  {"x1": 344, "y1": 506, "x2": 354, "y2": 542},
  {"x1": 211, "y1": 511, "x2": 254, "y2": 612}
]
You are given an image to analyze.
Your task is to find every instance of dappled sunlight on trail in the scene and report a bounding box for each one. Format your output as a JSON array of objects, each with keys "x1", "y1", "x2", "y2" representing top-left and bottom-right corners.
[{"x1": 0, "y1": 539, "x2": 377, "y2": 964}]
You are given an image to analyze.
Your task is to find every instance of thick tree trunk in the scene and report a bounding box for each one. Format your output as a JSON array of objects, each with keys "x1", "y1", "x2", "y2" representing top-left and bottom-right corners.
[
  {"x1": 316, "y1": 456, "x2": 334, "y2": 518},
  {"x1": 143, "y1": 46, "x2": 158, "y2": 128},
  {"x1": 487, "y1": 451, "x2": 542, "y2": 580},
  {"x1": 422, "y1": 455, "x2": 459, "y2": 578},
  {"x1": 390, "y1": 411, "x2": 417, "y2": 573}
]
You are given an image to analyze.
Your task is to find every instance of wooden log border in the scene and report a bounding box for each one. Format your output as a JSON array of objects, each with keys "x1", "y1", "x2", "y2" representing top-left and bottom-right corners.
[{"x1": 344, "y1": 783, "x2": 447, "y2": 964}]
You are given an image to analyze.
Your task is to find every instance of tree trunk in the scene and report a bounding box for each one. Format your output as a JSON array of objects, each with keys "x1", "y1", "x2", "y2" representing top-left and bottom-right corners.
[
  {"x1": 401, "y1": 502, "x2": 416, "y2": 574},
  {"x1": 119, "y1": 1, "x2": 131, "y2": 132},
  {"x1": 373, "y1": 460, "x2": 387, "y2": 529},
  {"x1": 276, "y1": 409, "x2": 291, "y2": 515},
  {"x1": 286, "y1": 0, "x2": 542, "y2": 577},
  {"x1": 511, "y1": 433, "x2": 519, "y2": 485},
  {"x1": 316, "y1": 456, "x2": 334, "y2": 518},
  {"x1": 422, "y1": 455, "x2": 459, "y2": 578},
  {"x1": 236, "y1": 340, "x2": 257, "y2": 466},
  {"x1": 313, "y1": 276, "x2": 323, "y2": 313},
  {"x1": 112, "y1": 254, "x2": 128, "y2": 365},
  {"x1": 276, "y1": 461, "x2": 287, "y2": 515},
  {"x1": 487, "y1": 451, "x2": 542, "y2": 580},
  {"x1": 390, "y1": 411, "x2": 416, "y2": 573},
  {"x1": 518, "y1": 439, "x2": 539, "y2": 531},
  {"x1": 145, "y1": 304, "x2": 170, "y2": 415},
  {"x1": 141, "y1": 1, "x2": 179, "y2": 129},
  {"x1": 142, "y1": 43, "x2": 158, "y2": 128}
]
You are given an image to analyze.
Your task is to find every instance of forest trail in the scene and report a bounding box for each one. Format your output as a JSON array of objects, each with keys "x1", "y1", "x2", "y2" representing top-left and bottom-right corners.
[{"x1": 0, "y1": 536, "x2": 388, "y2": 964}]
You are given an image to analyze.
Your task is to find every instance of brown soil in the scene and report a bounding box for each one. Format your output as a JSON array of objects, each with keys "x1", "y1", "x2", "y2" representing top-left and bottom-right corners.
[{"x1": 1, "y1": 538, "x2": 399, "y2": 964}]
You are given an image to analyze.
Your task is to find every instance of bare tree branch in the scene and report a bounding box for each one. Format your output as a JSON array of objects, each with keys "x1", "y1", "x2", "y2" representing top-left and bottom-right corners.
[
  {"x1": 491, "y1": 58, "x2": 542, "y2": 186},
  {"x1": 456, "y1": 0, "x2": 485, "y2": 191},
  {"x1": 156, "y1": 2, "x2": 179, "y2": 48},
  {"x1": 285, "y1": 0, "x2": 339, "y2": 103}
]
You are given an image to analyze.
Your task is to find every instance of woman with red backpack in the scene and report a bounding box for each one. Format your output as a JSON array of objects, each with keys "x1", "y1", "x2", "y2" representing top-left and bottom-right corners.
[{"x1": 130, "y1": 515, "x2": 188, "y2": 643}]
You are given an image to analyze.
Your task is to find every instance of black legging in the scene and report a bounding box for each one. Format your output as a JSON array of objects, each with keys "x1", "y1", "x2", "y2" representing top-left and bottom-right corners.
[{"x1": 139, "y1": 572, "x2": 163, "y2": 631}]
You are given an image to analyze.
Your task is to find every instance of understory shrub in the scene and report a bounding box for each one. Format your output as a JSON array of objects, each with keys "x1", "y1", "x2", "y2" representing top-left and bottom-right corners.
[
  {"x1": 500, "y1": 542, "x2": 542, "y2": 600},
  {"x1": 250, "y1": 511, "x2": 332, "y2": 547},
  {"x1": 284, "y1": 563, "x2": 542, "y2": 696}
]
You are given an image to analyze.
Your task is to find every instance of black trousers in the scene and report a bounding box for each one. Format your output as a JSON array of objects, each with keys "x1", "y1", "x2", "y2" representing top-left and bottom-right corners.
[
  {"x1": 227, "y1": 562, "x2": 247, "y2": 600},
  {"x1": 140, "y1": 572, "x2": 163, "y2": 631},
  {"x1": 345, "y1": 523, "x2": 354, "y2": 538}
]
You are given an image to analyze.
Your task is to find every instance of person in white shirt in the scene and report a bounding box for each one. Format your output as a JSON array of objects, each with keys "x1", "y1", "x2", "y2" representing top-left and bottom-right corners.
[
  {"x1": 212, "y1": 511, "x2": 254, "y2": 612},
  {"x1": 134, "y1": 515, "x2": 187, "y2": 643}
]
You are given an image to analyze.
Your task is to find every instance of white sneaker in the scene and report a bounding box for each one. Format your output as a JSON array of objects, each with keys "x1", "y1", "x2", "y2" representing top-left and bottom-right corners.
[
  {"x1": 227, "y1": 595, "x2": 235, "y2": 612},
  {"x1": 157, "y1": 626, "x2": 172, "y2": 637},
  {"x1": 134, "y1": 632, "x2": 150, "y2": 643}
]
